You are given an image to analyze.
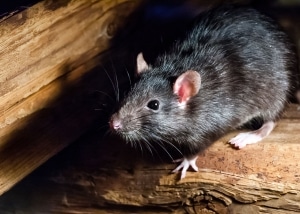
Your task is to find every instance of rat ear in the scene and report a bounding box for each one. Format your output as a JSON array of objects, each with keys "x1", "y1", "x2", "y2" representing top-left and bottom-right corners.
[
  {"x1": 173, "y1": 70, "x2": 201, "y2": 104},
  {"x1": 136, "y1": 52, "x2": 149, "y2": 74}
]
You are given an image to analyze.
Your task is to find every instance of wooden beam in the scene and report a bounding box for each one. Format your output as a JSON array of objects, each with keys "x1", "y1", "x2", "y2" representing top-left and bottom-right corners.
[
  {"x1": 0, "y1": 104, "x2": 299, "y2": 213},
  {"x1": 0, "y1": 0, "x2": 139, "y2": 129},
  {"x1": 0, "y1": 0, "x2": 140, "y2": 196}
]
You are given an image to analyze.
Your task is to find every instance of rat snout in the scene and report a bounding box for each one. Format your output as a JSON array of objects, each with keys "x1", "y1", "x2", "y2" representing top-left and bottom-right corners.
[{"x1": 109, "y1": 114, "x2": 123, "y2": 131}]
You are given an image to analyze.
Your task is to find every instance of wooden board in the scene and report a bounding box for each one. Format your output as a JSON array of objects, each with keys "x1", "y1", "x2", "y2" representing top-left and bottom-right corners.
[
  {"x1": 0, "y1": 0, "x2": 141, "y2": 196},
  {"x1": 0, "y1": 104, "x2": 299, "y2": 214}
]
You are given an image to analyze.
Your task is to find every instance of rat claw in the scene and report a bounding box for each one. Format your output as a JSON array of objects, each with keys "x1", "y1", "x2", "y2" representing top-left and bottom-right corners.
[
  {"x1": 172, "y1": 161, "x2": 184, "y2": 173},
  {"x1": 172, "y1": 156, "x2": 198, "y2": 179},
  {"x1": 190, "y1": 159, "x2": 199, "y2": 172},
  {"x1": 173, "y1": 158, "x2": 183, "y2": 163}
]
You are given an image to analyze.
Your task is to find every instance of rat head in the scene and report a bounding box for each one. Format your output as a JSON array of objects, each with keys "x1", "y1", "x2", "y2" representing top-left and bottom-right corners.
[{"x1": 109, "y1": 53, "x2": 201, "y2": 144}]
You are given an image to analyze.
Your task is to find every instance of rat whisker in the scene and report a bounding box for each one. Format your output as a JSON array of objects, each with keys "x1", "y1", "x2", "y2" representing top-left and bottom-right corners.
[
  {"x1": 156, "y1": 140, "x2": 174, "y2": 161},
  {"x1": 146, "y1": 141, "x2": 163, "y2": 161},
  {"x1": 98, "y1": 123, "x2": 109, "y2": 130},
  {"x1": 125, "y1": 67, "x2": 132, "y2": 88},
  {"x1": 128, "y1": 112, "x2": 156, "y2": 123},
  {"x1": 142, "y1": 135, "x2": 162, "y2": 160},
  {"x1": 140, "y1": 125, "x2": 184, "y2": 158},
  {"x1": 131, "y1": 138, "x2": 137, "y2": 150},
  {"x1": 136, "y1": 136, "x2": 144, "y2": 156},
  {"x1": 95, "y1": 123, "x2": 110, "y2": 136},
  {"x1": 94, "y1": 90, "x2": 116, "y2": 103},
  {"x1": 141, "y1": 137, "x2": 154, "y2": 158},
  {"x1": 159, "y1": 138, "x2": 183, "y2": 156},
  {"x1": 110, "y1": 57, "x2": 120, "y2": 103},
  {"x1": 101, "y1": 65, "x2": 118, "y2": 103},
  {"x1": 103, "y1": 130, "x2": 112, "y2": 139}
]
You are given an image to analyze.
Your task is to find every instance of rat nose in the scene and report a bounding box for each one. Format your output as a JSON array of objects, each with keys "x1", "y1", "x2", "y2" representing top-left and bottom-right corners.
[{"x1": 109, "y1": 115, "x2": 123, "y2": 130}]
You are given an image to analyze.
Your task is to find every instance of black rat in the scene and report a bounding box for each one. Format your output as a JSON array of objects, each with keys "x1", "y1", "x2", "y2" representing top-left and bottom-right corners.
[{"x1": 109, "y1": 5, "x2": 299, "y2": 179}]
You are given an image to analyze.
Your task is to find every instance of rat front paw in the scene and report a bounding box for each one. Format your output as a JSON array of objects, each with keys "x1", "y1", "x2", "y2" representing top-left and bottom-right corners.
[{"x1": 172, "y1": 156, "x2": 198, "y2": 179}]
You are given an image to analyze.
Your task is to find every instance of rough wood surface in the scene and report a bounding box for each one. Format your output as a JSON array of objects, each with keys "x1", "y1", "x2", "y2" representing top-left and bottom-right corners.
[
  {"x1": 0, "y1": 0, "x2": 140, "y2": 196},
  {"x1": 0, "y1": 0, "x2": 139, "y2": 129},
  {"x1": 0, "y1": 104, "x2": 299, "y2": 214}
]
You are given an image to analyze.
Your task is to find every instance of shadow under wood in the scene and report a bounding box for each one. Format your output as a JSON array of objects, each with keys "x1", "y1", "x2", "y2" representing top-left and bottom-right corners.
[{"x1": 0, "y1": 0, "x2": 199, "y2": 198}]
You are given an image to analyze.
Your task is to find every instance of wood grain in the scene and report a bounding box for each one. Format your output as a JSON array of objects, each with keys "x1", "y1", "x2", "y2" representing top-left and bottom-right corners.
[
  {"x1": 0, "y1": 0, "x2": 138, "y2": 129},
  {"x1": 0, "y1": 0, "x2": 140, "y2": 196},
  {"x1": 1, "y1": 104, "x2": 299, "y2": 213}
]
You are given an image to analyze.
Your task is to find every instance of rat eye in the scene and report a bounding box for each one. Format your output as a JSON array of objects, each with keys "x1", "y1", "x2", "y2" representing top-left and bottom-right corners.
[{"x1": 147, "y1": 100, "x2": 160, "y2": 110}]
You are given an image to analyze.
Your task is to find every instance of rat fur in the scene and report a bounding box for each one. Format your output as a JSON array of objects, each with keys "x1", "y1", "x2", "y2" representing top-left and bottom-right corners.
[{"x1": 109, "y1": 5, "x2": 299, "y2": 179}]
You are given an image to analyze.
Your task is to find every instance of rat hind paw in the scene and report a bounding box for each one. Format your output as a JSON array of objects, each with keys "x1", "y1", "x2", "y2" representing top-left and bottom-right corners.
[
  {"x1": 172, "y1": 156, "x2": 198, "y2": 179},
  {"x1": 229, "y1": 132, "x2": 262, "y2": 148},
  {"x1": 229, "y1": 121, "x2": 275, "y2": 149}
]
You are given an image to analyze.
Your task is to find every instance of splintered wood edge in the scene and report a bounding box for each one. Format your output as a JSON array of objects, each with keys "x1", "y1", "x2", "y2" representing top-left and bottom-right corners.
[
  {"x1": 99, "y1": 167, "x2": 300, "y2": 212},
  {"x1": 159, "y1": 169, "x2": 299, "y2": 203},
  {"x1": 0, "y1": 105, "x2": 298, "y2": 213},
  {"x1": 99, "y1": 104, "x2": 300, "y2": 211}
]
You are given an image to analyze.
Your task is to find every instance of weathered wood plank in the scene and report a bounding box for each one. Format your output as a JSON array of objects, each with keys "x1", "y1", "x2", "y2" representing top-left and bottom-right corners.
[
  {"x1": 0, "y1": 0, "x2": 140, "y2": 196},
  {"x1": 0, "y1": 0, "x2": 138, "y2": 128},
  {"x1": 0, "y1": 104, "x2": 299, "y2": 213},
  {"x1": 94, "y1": 105, "x2": 300, "y2": 213}
]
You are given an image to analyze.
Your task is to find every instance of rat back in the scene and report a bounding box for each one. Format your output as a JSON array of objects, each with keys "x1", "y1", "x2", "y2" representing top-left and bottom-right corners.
[{"x1": 154, "y1": 5, "x2": 297, "y2": 130}]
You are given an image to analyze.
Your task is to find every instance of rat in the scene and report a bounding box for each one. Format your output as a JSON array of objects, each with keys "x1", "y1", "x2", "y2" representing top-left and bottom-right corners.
[{"x1": 109, "y1": 5, "x2": 299, "y2": 179}]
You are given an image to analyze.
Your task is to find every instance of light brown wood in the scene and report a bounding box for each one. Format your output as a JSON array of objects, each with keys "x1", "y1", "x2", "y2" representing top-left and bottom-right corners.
[
  {"x1": 1, "y1": 104, "x2": 299, "y2": 213},
  {"x1": 0, "y1": 0, "x2": 138, "y2": 129},
  {"x1": 99, "y1": 105, "x2": 300, "y2": 213},
  {"x1": 0, "y1": 0, "x2": 140, "y2": 196}
]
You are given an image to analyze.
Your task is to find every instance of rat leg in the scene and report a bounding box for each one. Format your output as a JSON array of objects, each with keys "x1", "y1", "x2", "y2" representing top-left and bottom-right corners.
[
  {"x1": 229, "y1": 121, "x2": 275, "y2": 149},
  {"x1": 172, "y1": 156, "x2": 198, "y2": 179}
]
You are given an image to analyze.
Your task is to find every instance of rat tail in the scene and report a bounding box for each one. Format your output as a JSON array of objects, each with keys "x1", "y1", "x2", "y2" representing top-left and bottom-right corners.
[{"x1": 296, "y1": 90, "x2": 300, "y2": 104}]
